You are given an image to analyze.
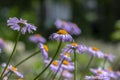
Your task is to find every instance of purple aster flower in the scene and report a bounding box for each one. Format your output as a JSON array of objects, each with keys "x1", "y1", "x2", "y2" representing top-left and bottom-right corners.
[
  {"x1": 38, "y1": 43, "x2": 48, "y2": 59},
  {"x1": 55, "y1": 19, "x2": 81, "y2": 35},
  {"x1": 60, "y1": 52, "x2": 71, "y2": 61},
  {"x1": 87, "y1": 46, "x2": 104, "y2": 58},
  {"x1": 44, "y1": 59, "x2": 63, "y2": 73},
  {"x1": 61, "y1": 60, "x2": 74, "y2": 71},
  {"x1": 104, "y1": 53, "x2": 115, "y2": 62},
  {"x1": 49, "y1": 29, "x2": 73, "y2": 42},
  {"x1": 29, "y1": 34, "x2": 46, "y2": 43},
  {"x1": 85, "y1": 75, "x2": 110, "y2": 80},
  {"x1": 62, "y1": 70, "x2": 73, "y2": 79},
  {"x1": 7, "y1": 17, "x2": 37, "y2": 34},
  {"x1": 62, "y1": 42, "x2": 87, "y2": 54},
  {"x1": 2, "y1": 63, "x2": 23, "y2": 78}
]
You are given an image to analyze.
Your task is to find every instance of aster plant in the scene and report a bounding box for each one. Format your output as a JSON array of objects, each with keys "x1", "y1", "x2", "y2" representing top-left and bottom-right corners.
[{"x1": 0, "y1": 17, "x2": 119, "y2": 80}]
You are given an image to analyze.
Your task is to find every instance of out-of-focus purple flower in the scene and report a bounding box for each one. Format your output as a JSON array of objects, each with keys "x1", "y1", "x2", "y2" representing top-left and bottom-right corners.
[
  {"x1": 62, "y1": 70, "x2": 73, "y2": 79},
  {"x1": 49, "y1": 29, "x2": 73, "y2": 42},
  {"x1": 85, "y1": 75, "x2": 110, "y2": 80},
  {"x1": 104, "y1": 53, "x2": 115, "y2": 62},
  {"x1": 38, "y1": 43, "x2": 48, "y2": 59},
  {"x1": 0, "y1": 38, "x2": 5, "y2": 50},
  {"x1": 61, "y1": 60, "x2": 74, "y2": 71},
  {"x1": 7, "y1": 17, "x2": 37, "y2": 34},
  {"x1": 44, "y1": 59, "x2": 63, "y2": 73},
  {"x1": 2, "y1": 63, "x2": 23, "y2": 78},
  {"x1": 55, "y1": 19, "x2": 81, "y2": 35},
  {"x1": 60, "y1": 52, "x2": 71, "y2": 61},
  {"x1": 87, "y1": 47, "x2": 104, "y2": 58},
  {"x1": 62, "y1": 42, "x2": 87, "y2": 54},
  {"x1": 29, "y1": 34, "x2": 46, "y2": 43}
]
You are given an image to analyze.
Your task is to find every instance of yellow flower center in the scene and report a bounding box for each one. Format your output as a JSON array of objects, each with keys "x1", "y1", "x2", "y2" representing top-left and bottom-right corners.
[
  {"x1": 94, "y1": 76, "x2": 99, "y2": 79},
  {"x1": 52, "y1": 61, "x2": 59, "y2": 66},
  {"x1": 11, "y1": 66, "x2": 17, "y2": 71},
  {"x1": 97, "y1": 70, "x2": 102, "y2": 74},
  {"x1": 107, "y1": 67, "x2": 112, "y2": 71},
  {"x1": 57, "y1": 29, "x2": 68, "y2": 34},
  {"x1": 65, "y1": 52, "x2": 70, "y2": 57},
  {"x1": 43, "y1": 45, "x2": 48, "y2": 52},
  {"x1": 63, "y1": 60, "x2": 69, "y2": 65},
  {"x1": 92, "y1": 47, "x2": 99, "y2": 51},
  {"x1": 35, "y1": 34, "x2": 41, "y2": 37},
  {"x1": 72, "y1": 42, "x2": 78, "y2": 47},
  {"x1": 18, "y1": 78, "x2": 23, "y2": 80}
]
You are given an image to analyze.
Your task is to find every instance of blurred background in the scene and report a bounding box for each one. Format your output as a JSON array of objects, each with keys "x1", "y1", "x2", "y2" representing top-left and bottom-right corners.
[{"x1": 0, "y1": 0, "x2": 120, "y2": 79}]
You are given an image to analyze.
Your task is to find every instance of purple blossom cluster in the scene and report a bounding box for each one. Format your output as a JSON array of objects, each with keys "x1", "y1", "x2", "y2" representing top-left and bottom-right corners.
[{"x1": 0, "y1": 17, "x2": 119, "y2": 80}]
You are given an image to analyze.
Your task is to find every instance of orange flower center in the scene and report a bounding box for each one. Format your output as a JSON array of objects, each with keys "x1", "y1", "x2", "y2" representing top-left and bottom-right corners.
[
  {"x1": 11, "y1": 66, "x2": 17, "y2": 71},
  {"x1": 52, "y1": 61, "x2": 59, "y2": 66},
  {"x1": 97, "y1": 70, "x2": 102, "y2": 74},
  {"x1": 35, "y1": 34, "x2": 41, "y2": 37},
  {"x1": 57, "y1": 29, "x2": 68, "y2": 34},
  {"x1": 63, "y1": 60, "x2": 69, "y2": 65},
  {"x1": 107, "y1": 67, "x2": 112, "y2": 71},
  {"x1": 92, "y1": 47, "x2": 99, "y2": 51},
  {"x1": 43, "y1": 45, "x2": 48, "y2": 52},
  {"x1": 72, "y1": 42, "x2": 78, "y2": 47},
  {"x1": 18, "y1": 78, "x2": 23, "y2": 80},
  {"x1": 65, "y1": 52, "x2": 70, "y2": 57}
]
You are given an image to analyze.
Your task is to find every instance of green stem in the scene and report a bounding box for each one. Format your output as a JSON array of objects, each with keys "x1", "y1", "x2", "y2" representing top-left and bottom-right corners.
[
  {"x1": 102, "y1": 59, "x2": 107, "y2": 69},
  {"x1": 0, "y1": 30, "x2": 21, "y2": 79},
  {"x1": 74, "y1": 50, "x2": 77, "y2": 80},
  {"x1": 52, "y1": 58, "x2": 64, "y2": 80},
  {"x1": 15, "y1": 50, "x2": 40, "y2": 67},
  {"x1": 2, "y1": 50, "x2": 40, "y2": 79},
  {"x1": 80, "y1": 55, "x2": 94, "y2": 80},
  {"x1": 33, "y1": 41, "x2": 62, "y2": 80}
]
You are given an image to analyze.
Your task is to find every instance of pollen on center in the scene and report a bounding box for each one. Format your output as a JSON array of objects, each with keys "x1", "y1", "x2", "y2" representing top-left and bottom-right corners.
[
  {"x1": 57, "y1": 29, "x2": 68, "y2": 34},
  {"x1": 92, "y1": 47, "x2": 99, "y2": 51},
  {"x1": 63, "y1": 60, "x2": 69, "y2": 65},
  {"x1": 72, "y1": 42, "x2": 78, "y2": 47},
  {"x1": 97, "y1": 70, "x2": 102, "y2": 74},
  {"x1": 35, "y1": 34, "x2": 41, "y2": 37},
  {"x1": 43, "y1": 45, "x2": 48, "y2": 52},
  {"x1": 11, "y1": 66, "x2": 17, "y2": 71},
  {"x1": 52, "y1": 61, "x2": 58, "y2": 66}
]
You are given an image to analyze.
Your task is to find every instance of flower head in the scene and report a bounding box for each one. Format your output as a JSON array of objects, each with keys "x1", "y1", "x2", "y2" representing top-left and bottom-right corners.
[
  {"x1": 62, "y1": 42, "x2": 87, "y2": 54},
  {"x1": 60, "y1": 52, "x2": 71, "y2": 61},
  {"x1": 87, "y1": 46, "x2": 104, "y2": 58},
  {"x1": 29, "y1": 34, "x2": 46, "y2": 43},
  {"x1": 7, "y1": 17, "x2": 37, "y2": 34},
  {"x1": 49, "y1": 29, "x2": 73, "y2": 42},
  {"x1": 62, "y1": 70, "x2": 73, "y2": 79},
  {"x1": 55, "y1": 19, "x2": 81, "y2": 35},
  {"x1": 104, "y1": 53, "x2": 115, "y2": 62},
  {"x1": 38, "y1": 43, "x2": 48, "y2": 59}
]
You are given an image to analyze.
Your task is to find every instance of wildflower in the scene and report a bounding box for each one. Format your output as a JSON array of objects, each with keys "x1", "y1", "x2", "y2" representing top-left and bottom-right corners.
[
  {"x1": 38, "y1": 43, "x2": 49, "y2": 59},
  {"x1": 104, "y1": 53, "x2": 115, "y2": 62},
  {"x1": 62, "y1": 42, "x2": 87, "y2": 54},
  {"x1": 85, "y1": 75, "x2": 110, "y2": 80},
  {"x1": 55, "y1": 19, "x2": 81, "y2": 35},
  {"x1": 29, "y1": 34, "x2": 46, "y2": 43},
  {"x1": 49, "y1": 29, "x2": 73, "y2": 42},
  {"x1": 87, "y1": 46, "x2": 104, "y2": 58},
  {"x1": 62, "y1": 70, "x2": 73, "y2": 79},
  {"x1": 7, "y1": 17, "x2": 37, "y2": 34},
  {"x1": 2, "y1": 63, "x2": 23, "y2": 78},
  {"x1": 44, "y1": 59, "x2": 63, "y2": 73},
  {"x1": 61, "y1": 60, "x2": 74, "y2": 71},
  {"x1": 60, "y1": 52, "x2": 71, "y2": 61}
]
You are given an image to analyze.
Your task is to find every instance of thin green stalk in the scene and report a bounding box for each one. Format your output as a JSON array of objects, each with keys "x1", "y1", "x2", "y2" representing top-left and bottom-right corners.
[
  {"x1": 74, "y1": 50, "x2": 77, "y2": 80},
  {"x1": 52, "y1": 58, "x2": 64, "y2": 80},
  {"x1": 15, "y1": 50, "x2": 40, "y2": 67},
  {"x1": 102, "y1": 59, "x2": 107, "y2": 69},
  {"x1": 80, "y1": 55, "x2": 94, "y2": 80},
  {"x1": 58, "y1": 72, "x2": 62, "y2": 80},
  {"x1": 33, "y1": 41, "x2": 62, "y2": 80},
  {"x1": 0, "y1": 30, "x2": 21, "y2": 79}
]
